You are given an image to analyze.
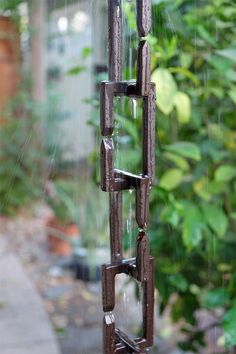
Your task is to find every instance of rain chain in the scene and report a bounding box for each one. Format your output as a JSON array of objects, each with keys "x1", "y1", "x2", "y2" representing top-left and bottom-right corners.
[{"x1": 100, "y1": 0, "x2": 156, "y2": 353}]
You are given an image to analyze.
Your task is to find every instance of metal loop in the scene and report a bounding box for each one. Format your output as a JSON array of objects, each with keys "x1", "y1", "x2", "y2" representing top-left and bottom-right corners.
[{"x1": 101, "y1": 0, "x2": 156, "y2": 352}]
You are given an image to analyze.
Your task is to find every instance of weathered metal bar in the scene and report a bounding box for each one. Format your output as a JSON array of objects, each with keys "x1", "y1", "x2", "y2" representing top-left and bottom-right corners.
[
  {"x1": 100, "y1": 82, "x2": 114, "y2": 136},
  {"x1": 115, "y1": 329, "x2": 141, "y2": 353},
  {"x1": 137, "y1": 0, "x2": 152, "y2": 37},
  {"x1": 108, "y1": 0, "x2": 122, "y2": 81},
  {"x1": 110, "y1": 191, "x2": 123, "y2": 263},
  {"x1": 100, "y1": 81, "x2": 137, "y2": 136},
  {"x1": 102, "y1": 257, "x2": 154, "y2": 353},
  {"x1": 103, "y1": 314, "x2": 115, "y2": 354},
  {"x1": 137, "y1": 41, "x2": 151, "y2": 96},
  {"x1": 102, "y1": 259, "x2": 137, "y2": 313},
  {"x1": 102, "y1": 264, "x2": 116, "y2": 313},
  {"x1": 135, "y1": 176, "x2": 150, "y2": 229},
  {"x1": 142, "y1": 83, "x2": 156, "y2": 185},
  {"x1": 101, "y1": 138, "x2": 115, "y2": 192},
  {"x1": 136, "y1": 231, "x2": 150, "y2": 282},
  {"x1": 143, "y1": 257, "x2": 154, "y2": 347}
]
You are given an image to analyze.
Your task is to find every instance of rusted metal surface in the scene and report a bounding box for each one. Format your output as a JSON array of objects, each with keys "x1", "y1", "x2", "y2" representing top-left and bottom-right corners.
[
  {"x1": 108, "y1": 0, "x2": 122, "y2": 82},
  {"x1": 137, "y1": 41, "x2": 151, "y2": 96},
  {"x1": 137, "y1": 0, "x2": 152, "y2": 37},
  {"x1": 110, "y1": 191, "x2": 123, "y2": 263},
  {"x1": 100, "y1": 1, "x2": 156, "y2": 353}
]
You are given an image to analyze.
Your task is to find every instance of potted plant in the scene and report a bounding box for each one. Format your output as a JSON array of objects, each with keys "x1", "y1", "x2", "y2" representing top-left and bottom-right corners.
[
  {"x1": 45, "y1": 180, "x2": 80, "y2": 256},
  {"x1": 70, "y1": 183, "x2": 110, "y2": 282},
  {"x1": 0, "y1": 91, "x2": 43, "y2": 216},
  {"x1": 46, "y1": 179, "x2": 109, "y2": 280}
]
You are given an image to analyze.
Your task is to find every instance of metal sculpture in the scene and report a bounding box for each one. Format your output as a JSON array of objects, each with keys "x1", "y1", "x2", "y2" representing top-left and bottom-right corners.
[{"x1": 100, "y1": 1, "x2": 156, "y2": 352}]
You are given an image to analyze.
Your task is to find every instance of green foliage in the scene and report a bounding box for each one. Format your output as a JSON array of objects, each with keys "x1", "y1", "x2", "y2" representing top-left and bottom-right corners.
[
  {"x1": 182, "y1": 203, "x2": 204, "y2": 251},
  {"x1": 159, "y1": 168, "x2": 183, "y2": 190},
  {"x1": 0, "y1": 92, "x2": 43, "y2": 215},
  {"x1": 46, "y1": 180, "x2": 79, "y2": 225},
  {"x1": 0, "y1": 0, "x2": 25, "y2": 20},
  {"x1": 0, "y1": 0, "x2": 24, "y2": 11},
  {"x1": 46, "y1": 180, "x2": 108, "y2": 249},
  {"x1": 67, "y1": 66, "x2": 86, "y2": 76},
  {"x1": 164, "y1": 142, "x2": 201, "y2": 161},
  {"x1": 66, "y1": 47, "x2": 92, "y2": 76},
  {"x1": 223, "y1": 303, "x2": 236, "y2": 348},
  {"x1": 203, "y1": 288, "x2": 230, "y2": 309},
  {"x1": 106, "y1": 0, "x2": 236, "y2": 350}
]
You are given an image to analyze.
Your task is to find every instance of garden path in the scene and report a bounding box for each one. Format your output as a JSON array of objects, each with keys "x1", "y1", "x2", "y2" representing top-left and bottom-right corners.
[{"x1": 0, "y1": 238, "x2": 61, "y2": 354}]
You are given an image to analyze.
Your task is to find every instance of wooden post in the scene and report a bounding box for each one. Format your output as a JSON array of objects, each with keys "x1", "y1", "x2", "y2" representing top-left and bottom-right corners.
[
  {"x1": 28, "y1": 0, "x2": 47, "y2": 178},
  {"x1": 28, "y1": 0, "x2": 47, "y2": 103}
]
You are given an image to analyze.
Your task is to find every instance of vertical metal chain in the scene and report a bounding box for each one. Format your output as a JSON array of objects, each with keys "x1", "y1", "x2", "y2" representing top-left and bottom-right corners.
[{"x1": 100, "y1": 1, "x2": 156, "y2": 353}]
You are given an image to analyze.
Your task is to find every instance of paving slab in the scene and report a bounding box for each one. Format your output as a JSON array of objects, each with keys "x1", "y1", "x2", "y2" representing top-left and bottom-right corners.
[{"x1": 0, "y1": 252, "x2": 61, "y2": 354}]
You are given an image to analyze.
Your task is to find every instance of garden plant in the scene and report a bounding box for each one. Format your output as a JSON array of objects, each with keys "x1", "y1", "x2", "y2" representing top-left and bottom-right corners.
[
  {"x1": 0, "y1": 0, "x2": 236, "y2": 352},
  {"x1": 114, "y1": 1, "x2": 236, "y2": 351}
]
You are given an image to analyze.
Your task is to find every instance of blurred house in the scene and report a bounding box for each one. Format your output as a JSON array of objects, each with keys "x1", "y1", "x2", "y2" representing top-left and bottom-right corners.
[
  {"x1": 46, "y1": 0, "x2": 107, "y2": 162},
  {"x1": 0, "y1": 0, "x2": 107, "y2": 164}
]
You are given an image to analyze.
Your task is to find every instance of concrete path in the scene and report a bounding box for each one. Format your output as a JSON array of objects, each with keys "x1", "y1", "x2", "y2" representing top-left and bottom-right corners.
[{"x1": 0, "y1": 238, "x2": 61, "y2": 354}]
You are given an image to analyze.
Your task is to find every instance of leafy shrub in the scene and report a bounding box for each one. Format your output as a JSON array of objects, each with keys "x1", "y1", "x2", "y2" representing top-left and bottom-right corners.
[
  {"x1": 0, "y1": 91, "x2": 43, "y2": 215},
  {"x1": 91, "y1": 0, "x2": 236, "y2": 351},
  {"x1": 149, "y1": 1, "x2": 236, "y2": 350},
  {"x1": 46, "y1": 179, "x2": 109, "y2": 249},
  {"x1": 45, "y1": 180, "x2": 79, "y2": 225}
]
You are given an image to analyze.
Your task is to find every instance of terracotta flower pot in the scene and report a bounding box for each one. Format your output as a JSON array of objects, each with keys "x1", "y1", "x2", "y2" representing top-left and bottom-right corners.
[
  {"x1": 0, "y1": 16, "x2": 21, "y2": 117},
  {"x1": 46, "y1": 217, "x2": 79, "y2": 256}
]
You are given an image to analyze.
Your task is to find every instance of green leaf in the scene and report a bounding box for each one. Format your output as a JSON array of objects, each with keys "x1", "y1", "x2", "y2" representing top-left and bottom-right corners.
[
  {"x1": 229, "y1": 87, "x2": 236, "y2": 104},
  {"x1": 169, "y1": 274, "x2": 188, "y2": 292},
  {"x1": 203, "y1": 288, "x2": 229, "y2": 309},
  {"x1": 201, "y1": 203, "x2": 228, "y2": 237},
  {"x1": 180, "y1": 53, "x2": 193, "y2": 69},
  {"x1": 160, "y1": 205, "x2": 180, "y2": 227},
  {"x1": 197, "y1": 25, "x2": 216, "y2": 46},
  {"x1": 173, "y1": 92, "x2": 191, "y2": 124},
  {"x1": 208, "y1": 181, "x2": 227, "y2": 195},
  {"x1": 81, "y1": 47, "x2": 92, "y2": 59},
  {"x1": 164, "y1": 142, "x2": 201, "y2": 161},
  {"x1": 230, "y1": 212, "x2": 236, "y2": 221},
  {"x1": 159, "y1": 168, "x2": 183, "y2": 191},
  {"x1": 116, "y1": 115, "x2": 139, "y2": 144},
  {"x1": 215, "y1": 165, "x2": 236, "y2": 182},
  {"x1": 164, "y1": 152, "x2": 190, "y2": 171},
  {"x1": 223, "y1": 305, "x2": 236, "y2": 348},
  {"x1": 193, "y1": 177, "x2": 211, "y2": 201},
  {"x1": 169, "y1": 66, "x2": 199, "y2": 85},
  {"x1": 207, "y1": 55, "x2": 232, "y2": 73},
  {"x1": 67, "y1": 65, "x2": 86, "y2": 76},
  {"x1": 151, "y1": 68, "x2": 177, "y2": 115},
  {"x1": 216, "y1": 48, "x2": 236, "y2": 64},
  {"x1": 218, "y1": 263, "x2": 232, "y2": 272},
  {"x1": 182, "y1": 205, "x2": 203, "y2": 251}
]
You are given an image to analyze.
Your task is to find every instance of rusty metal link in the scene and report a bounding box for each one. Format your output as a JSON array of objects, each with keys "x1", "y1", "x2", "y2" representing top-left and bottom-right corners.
[{"x1": 100, "y1": 0, "x2": 156, "y2": 353}]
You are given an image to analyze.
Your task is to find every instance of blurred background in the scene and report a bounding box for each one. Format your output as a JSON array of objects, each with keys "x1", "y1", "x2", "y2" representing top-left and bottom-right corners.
[{"x1": 0, "y1": 0, "x2": 235, "y2": 353}]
